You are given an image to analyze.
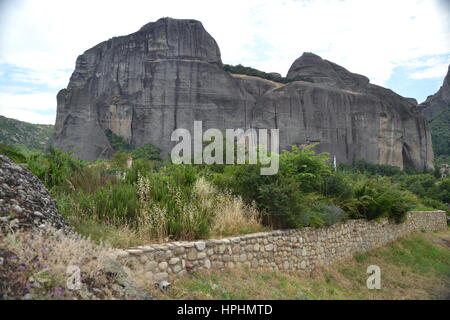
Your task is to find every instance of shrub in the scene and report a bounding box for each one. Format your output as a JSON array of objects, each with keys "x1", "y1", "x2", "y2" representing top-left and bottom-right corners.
[
  {"x1": 417, "y1": 197, "x2": 448, "y2": 212},
  {"x1": 0, "y1": 143, "x2": 27, "y2": 163},
  {"x1": 131, "y1": 144, "x2": 161, "y2": 161},
  {"x1": 125, "y1": 158, "x2": 158, "y2": 184},
  {"x1": 320, "y1": 171, "x2": 353, "y2": 200},
  {"x1": 223, "y1": 64, "x2": 315, "y2": 84},
  {"x1": 111, "y1": 152, "x2": 131, "y2": 170},
  {"x1": 303, "y1": 202, "x2": 347, "y2": 228},
  {"x1": 105, "y1": 129, "x2": 131, "y2": 152},
  {"x1": 63, "y1": 165, "x2": 117, "y2": 194},
  {"x1": 394, "y1": 174, "x2": 436, "y2": 198},
  {"x1": 340, "y1": 159, "x2": 402, "y2": 176},
  {"x1": 213, "y1": 163, "x2": 302, "y2": 228},
  {"x1": 27, "y1": 147, "x2": 84, "y2": 189},
  {"x1": 71, "y1": 182, "x2": 139, "y2": 223},
  {"x1": 339, "y1": 176, "x2": 416, "y2": 223},
  {"x1": 279, "y1": 145, "x2": 332, "y2": 192},
  {"x1": 134, "y1": 172, "x2": 265, "y2": 241},
  {"x1": 435, "y1": 178, "x2": 450, "y2": 203},
  {"x1": 212, "y1": 146, "x2": 333, "y2": 229},
  {"x1": 134, "y1": 166, "x2": 210, "y2": 240}
]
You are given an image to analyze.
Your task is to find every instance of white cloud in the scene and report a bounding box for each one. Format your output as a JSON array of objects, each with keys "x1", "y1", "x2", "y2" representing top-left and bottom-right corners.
[
  {"x1": 0, "y1": 92, "x2": 56, "y2": 112},
  {"x1": 0, "y1": 0, "x2": 449, "y2": 122},
  {"x1": 0, "y1": 107, "x2": 55, "y2": 125},
  {"x1": 0, "y1": 91, "x2": 56, "y2": 124},
  {"x1": 409, "y1": 63, "x2": 449, "y2": 79}
]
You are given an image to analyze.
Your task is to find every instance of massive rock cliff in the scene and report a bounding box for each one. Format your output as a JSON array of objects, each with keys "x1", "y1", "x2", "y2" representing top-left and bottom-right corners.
[
  {"x1": 52, "y1": 18, "x2": 434, "y2": 171},
  {"x1": 419, "y1": 65, "x2": 450, "y2": 119}
]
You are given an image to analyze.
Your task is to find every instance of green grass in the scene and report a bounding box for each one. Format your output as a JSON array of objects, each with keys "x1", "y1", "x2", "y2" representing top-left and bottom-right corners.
[
  {"x1": 380, "y1": 235, "x2": 450, "y2": 276},
  {"x1": 410, "y1": 206, "x2": 438, "y2": 212},
  {"x1": 149, "y1": 230, "x2": 450, "y2": 300}
]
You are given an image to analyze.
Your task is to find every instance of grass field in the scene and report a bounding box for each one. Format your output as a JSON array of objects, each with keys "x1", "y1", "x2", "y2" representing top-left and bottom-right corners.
[{"x1": 149, "y1": 229, "x2": 450, "y2": 300}]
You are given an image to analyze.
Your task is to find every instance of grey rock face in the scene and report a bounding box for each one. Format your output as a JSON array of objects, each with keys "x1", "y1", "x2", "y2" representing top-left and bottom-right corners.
[
  {"x1": 52, "y1": 18, "x2": 434, "y2": 171},
  {"x1": 0, "y1": 155, "x2": 70, "y2": 233},
  {"x1": 286, "y1": 52, "x2": 370, "y2": 92},
  {"x1": 419, "y1": 65, "x2": 450, "y2": 119}
]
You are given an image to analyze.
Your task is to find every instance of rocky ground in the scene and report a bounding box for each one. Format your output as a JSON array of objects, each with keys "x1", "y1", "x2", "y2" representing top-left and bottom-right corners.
[
  {"x1": 0, "y1": 155, "x2": 69, "y2": 234},
  {"x1": 0, "y1": 155, "x2": 152, "y2": 300}
]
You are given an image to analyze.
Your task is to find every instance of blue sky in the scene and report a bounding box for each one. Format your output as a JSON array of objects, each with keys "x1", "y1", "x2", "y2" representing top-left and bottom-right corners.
[
  {"x1": 386, "y1": 53, "x2": 450, "y2": 102},
  {"x1": 0, "y1": 0, "x2": 449, "y2": 124}
]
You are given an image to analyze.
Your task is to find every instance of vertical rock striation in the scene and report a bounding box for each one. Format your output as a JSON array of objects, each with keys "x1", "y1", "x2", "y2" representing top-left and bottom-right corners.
[{"x1": 52, "y1": 18, "x2": 434, "y2": 171}]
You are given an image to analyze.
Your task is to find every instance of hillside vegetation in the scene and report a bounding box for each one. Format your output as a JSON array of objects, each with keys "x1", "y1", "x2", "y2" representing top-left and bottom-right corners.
[
  {"x1": 430, "y1": 107, "x2": 450, "y2": 165},
  {"x1": 0, "y1": 141, "x2": 448, "y2": 248},
  {"x1": 0, "y1": 115, "x2": 54, "y2": 154},
  {"x1": 223, "y1": 64, "x2": 314, "y2": 84}
]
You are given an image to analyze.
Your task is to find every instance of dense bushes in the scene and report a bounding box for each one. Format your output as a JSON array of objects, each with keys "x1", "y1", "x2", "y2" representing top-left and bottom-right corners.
[
  {"x1": 0, "y1": 141, "x2": 447, "y2": 247},
  {"x1": 303, "y1": 203, "x2": 346, "y2": 228},
  {"x1": 336, "y1": 176, "x2": 415, "y2": 223},
  {"x1": 212, "y1": 146, "x2": 335, "y2": 228},
  {"x1": 53, "y1": 159, "x2": 265, "y2": 243},
  {"x1": 131, "y1": 144, "x2": 161, "y2": 161},
  {"x1": 105, "y1": 129, "x2": 161, "y2": 161},
  {"x1": 339, "y1": 159, "x2": 404, "y2": 176},
  {"x1": 338, "y1": 159, "x2": 449, "y2": 211},
  {"x1": 211, "y1": 146, "x2": 427, "y2": 228},
  {"x1": 26, "y1": 147, "x2": 84, "y2": 190}
]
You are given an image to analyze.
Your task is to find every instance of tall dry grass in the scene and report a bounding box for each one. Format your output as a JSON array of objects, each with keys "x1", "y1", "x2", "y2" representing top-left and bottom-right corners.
[
  {"x1": 194, "y1": 177, "x2": 265, "y2": 237},
  {"x1": 3, "y1": 226, "x2": 113, "y2": 279},
  {"x1": 136, "y1": 174, "x2": 168, "y2": 241},
  {"x1": 134, "y1": 174, "x2": 265, "y2": 242}
]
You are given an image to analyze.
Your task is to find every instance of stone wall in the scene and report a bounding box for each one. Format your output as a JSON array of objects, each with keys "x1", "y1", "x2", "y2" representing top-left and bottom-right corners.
[{"x1": 112, "y1": 211, "x2": 447, "y2": 286}]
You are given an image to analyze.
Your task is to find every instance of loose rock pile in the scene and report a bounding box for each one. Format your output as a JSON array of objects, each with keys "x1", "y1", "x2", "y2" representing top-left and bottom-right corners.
[
  {"x1": 0, "y1": 155, "x2": 70, "y2": 233},
  {"x1": 0, "y1": 155, "x2": 152, "y2": 300}
]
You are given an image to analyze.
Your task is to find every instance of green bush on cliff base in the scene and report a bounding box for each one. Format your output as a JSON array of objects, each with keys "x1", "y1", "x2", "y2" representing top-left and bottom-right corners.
[
  {"x1": 0, "y1": 142, "x2": 447, "y2": 245},
  {"x1": 105, "y1": 129, "x2": 161, "y2": 161}
]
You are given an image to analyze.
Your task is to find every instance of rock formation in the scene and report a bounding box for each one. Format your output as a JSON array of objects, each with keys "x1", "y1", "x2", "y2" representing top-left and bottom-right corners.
[
  {"x1": 0, "y1": 155, "x2": 70, "y2": 233},
  {"x1": 286, "y1": 52, "x2": 370, "y2": 92},
  {"x1": 52, "y1": 17, "x2": 434, "y2": 171},
  {"x1": 419, "y1": 65, "x2": 450, "y2": 119}
]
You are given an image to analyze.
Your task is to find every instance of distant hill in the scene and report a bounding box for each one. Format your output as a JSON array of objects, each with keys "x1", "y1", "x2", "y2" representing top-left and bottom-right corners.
[
  {"x1": 418, "y1": 65, "x2": 450, "y2": 165},
  {"x1": 429, "y1": 107, "x2": 450, "y2": 165},
  {"x1": 0, "y1": 115, "x2": 54, "y2": 153},
  {"x1": 419, "y1": 65, "x2": 450, "y2": 119}
]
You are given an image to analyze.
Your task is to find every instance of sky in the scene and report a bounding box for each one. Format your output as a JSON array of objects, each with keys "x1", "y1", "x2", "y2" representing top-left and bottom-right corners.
[{"x1": 0, "y1": 0, "x2": 449, "y2": 125}]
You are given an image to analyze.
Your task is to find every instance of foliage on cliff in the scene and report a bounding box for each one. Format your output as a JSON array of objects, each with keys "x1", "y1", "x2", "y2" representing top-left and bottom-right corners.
[
  {"x1": 105, "y1": 129, "x2": 161, "y2": 161},
  {"x1": 223, "y1": 64, "x2": 314, "y2": 83}
]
